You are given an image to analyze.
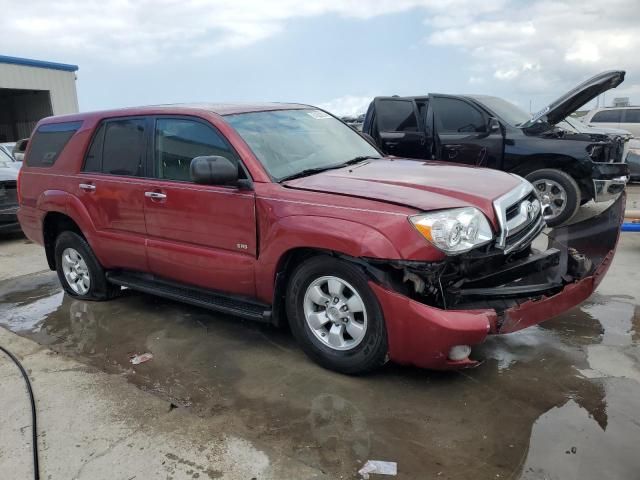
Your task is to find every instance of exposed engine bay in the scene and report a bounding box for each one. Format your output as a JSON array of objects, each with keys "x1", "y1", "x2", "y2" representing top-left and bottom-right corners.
[{"x1": 541, "y1": 126, "x2": 627, "y2": 163}]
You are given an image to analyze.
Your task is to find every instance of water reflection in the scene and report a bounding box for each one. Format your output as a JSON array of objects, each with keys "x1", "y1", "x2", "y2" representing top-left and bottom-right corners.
[{"x1": 0, "y1": 272, "x2": 639, "y2": 479}]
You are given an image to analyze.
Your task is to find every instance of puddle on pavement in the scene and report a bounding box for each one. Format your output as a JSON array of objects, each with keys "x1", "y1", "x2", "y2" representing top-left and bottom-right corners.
[{"x1": 1, "y1": 272, "x2": 639, "y2": 479}]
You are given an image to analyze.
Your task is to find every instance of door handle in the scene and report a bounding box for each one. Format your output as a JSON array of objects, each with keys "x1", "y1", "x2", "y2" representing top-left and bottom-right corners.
[
  {"x1": 144, "y1": 191, "x2": 167, "y2": 200},
  {"x1": 79, "y1": 183, "x2": 96, "y2": 192},
  {"x1": 447, "y1": 146, "x2": 461, "y2": 159}
]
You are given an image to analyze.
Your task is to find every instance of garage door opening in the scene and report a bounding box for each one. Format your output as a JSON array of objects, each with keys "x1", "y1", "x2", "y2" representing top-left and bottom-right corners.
[{"x1": 0, "y1": 88, "x2": 53, "y2": 142}]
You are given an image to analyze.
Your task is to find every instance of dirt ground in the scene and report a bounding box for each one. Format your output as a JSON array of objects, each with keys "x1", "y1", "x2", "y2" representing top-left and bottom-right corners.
[{"x1": 1, "y1": 186, "x2": 639, "y2": 479}]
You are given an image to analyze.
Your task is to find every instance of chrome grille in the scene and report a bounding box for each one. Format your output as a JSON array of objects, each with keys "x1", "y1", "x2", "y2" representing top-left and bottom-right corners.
[{"x1": 493, "y1": 182, "x2": 545, "y2": 253}]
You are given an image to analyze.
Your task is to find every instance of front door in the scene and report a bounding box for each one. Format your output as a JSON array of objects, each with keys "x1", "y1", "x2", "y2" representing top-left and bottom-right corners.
[
  {"x1": 371, "y1": 97, "x2": 428, "y2": 159},
  {"x1": 77, "y1": 117, "x2": 149, "y2": 272},
  {"x1": 142, "y1": 116, "x2": 257, "y2": 297},
  {"x1": 430, "y1": 95, "x2": 503, "y2": 168}
]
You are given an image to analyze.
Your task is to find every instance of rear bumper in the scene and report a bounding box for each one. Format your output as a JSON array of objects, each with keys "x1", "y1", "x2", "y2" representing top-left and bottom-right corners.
[{"x1": 374, "y1": 193, "x2": 625, "y2": 370}]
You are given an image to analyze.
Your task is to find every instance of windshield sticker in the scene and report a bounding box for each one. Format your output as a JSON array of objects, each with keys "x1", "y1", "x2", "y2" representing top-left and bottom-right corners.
[{"x1": 307, "y1": 110, "x2": 332, "y2": 119}]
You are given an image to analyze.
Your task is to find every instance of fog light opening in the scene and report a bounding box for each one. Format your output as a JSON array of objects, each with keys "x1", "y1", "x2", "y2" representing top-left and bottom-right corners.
[{"x1": 448, "y1": 345, "x2": 472, "y2": 361}]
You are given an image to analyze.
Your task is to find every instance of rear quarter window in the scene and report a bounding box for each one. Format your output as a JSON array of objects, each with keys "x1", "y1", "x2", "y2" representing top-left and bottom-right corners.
[
  {"x1": 26, "y1": 121, "x2": 83, "y2": 167},
  {"x1": 623, "y1": 109, "x2": 640, "y2": 123},
  {"x1": 590, "y1": 109, "x2": 622, "y2": 123}
]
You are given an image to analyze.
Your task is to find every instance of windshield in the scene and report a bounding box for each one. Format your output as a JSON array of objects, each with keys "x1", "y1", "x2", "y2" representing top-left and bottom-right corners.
[
  {"x1": 225, "y1": 109, "x2": 380, "y2": 181},
  {"x1": 473, "y1": 96, "x2": 532, "y2": 127}
]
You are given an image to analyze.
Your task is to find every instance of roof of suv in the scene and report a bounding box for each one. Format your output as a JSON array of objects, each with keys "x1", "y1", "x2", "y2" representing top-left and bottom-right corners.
[{"x1": 39, "y1": 102, "x2": 312, "y2": 124}]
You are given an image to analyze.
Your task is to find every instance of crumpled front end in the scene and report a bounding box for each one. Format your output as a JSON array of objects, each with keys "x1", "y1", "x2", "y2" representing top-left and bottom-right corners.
[{"x1": 373, "y1": 193, "x2": 625, "y2": 370}]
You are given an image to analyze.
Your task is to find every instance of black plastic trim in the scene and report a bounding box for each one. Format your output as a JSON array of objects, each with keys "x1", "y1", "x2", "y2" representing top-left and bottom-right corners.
[{"x1": 106, "y1": 271, "x2": 272, "y2": 323}]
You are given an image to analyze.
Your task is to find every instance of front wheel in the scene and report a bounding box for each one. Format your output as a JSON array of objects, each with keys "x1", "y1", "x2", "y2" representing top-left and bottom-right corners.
[
  {"x1": 526, "y1": 169, "x2": 581, "y2": 227},
  {"x1": 286, "y1": 255, "x2": 388, "y2": 374}
]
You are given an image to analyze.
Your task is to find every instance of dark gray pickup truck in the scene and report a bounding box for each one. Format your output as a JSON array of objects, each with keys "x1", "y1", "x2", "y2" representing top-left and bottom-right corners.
[{"x1": 362, "y1": 71, "x2": 629, "y2": 226}]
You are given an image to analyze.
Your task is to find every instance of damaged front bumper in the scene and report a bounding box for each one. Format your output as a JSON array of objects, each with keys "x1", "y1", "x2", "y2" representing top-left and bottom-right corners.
[{"x1": 372, "y1": 193, "x2": 625, "y2": 370}]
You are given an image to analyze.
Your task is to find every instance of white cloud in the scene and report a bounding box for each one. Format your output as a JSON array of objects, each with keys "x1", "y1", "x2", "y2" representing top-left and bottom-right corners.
[
  {"x1": 0, "y1": 0, "x2": 503, "y2": 64},
  {"x1": 318, "y1": 95, "x2": 373, "y2": 117},
  {"x1": 1, "y1": 0, "x2": 639, "y2": 109},
  {"x1": 424, "y1": 0, "x2": 640, "y2": 103}
]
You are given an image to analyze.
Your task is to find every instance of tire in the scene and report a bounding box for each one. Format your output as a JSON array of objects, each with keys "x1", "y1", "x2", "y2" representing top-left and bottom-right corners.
[
  {"x1": 286, "y1": 255, "x2": 388, "y2": 375},
  {"x1": 525, "y1": 169, "x2": 581, "y2": 227},
  {"x1": 54, "y1": 231, "x2": 120, "y2": 301}
]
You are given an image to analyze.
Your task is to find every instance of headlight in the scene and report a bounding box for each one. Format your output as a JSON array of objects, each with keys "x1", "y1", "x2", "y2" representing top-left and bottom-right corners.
[{"x1": 409, "y1": 207, "x2": 493, "y2": 254}]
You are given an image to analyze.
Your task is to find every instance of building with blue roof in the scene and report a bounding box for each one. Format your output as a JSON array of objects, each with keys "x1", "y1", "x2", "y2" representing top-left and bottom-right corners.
[{"x1": 0, "y1": 55, "x2": 79, "y2": 142}]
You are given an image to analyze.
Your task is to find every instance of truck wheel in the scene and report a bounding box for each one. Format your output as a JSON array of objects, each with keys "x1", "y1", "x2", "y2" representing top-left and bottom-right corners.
[
  {"x1": 526, "y1": 169, "x2": 580, "y2": 227},
  {"x1": 286, "y1": 255, "x2": 388, "y2": 374},
  {"x1": 54, "y1": 231, "x2": 120, "y2": 301}
]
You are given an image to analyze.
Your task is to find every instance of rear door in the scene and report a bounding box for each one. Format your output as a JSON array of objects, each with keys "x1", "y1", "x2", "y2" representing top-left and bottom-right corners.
[
  {"x1": 588, "y1": 109, "x2": 623, "y2": 130},
  {"x1": 142, "y1": 116, "x2": 257, "y2": 297},
  {"x1": 429, "y1": 95, "x2": 503, "y2": 168},
  {"x1": 78, "y1": 117, "x2": 149, "y2": 272},
  {"x1": 371, "y1": 97, "x2": 428, "y2": 159},
  {"x1": 621, "y1": 108, "x2": 640, "y2": 137}
]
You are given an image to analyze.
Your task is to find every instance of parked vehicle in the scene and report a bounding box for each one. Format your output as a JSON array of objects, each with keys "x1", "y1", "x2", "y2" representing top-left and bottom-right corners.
[
  {"x1": 0, "y1": 142, "x2": 17, "y2": 160},
  {"x1": 363, "y1": 71, "x2": 629, "y2": 226},
  {"x1": 12, "y1": 138, "x2": 29, "y2": 163},
  {"x1": 17, "y1": 104, "x2": 624, "y2": 373},
  {"x1": 0, "y1": 148, "x2": 20, "y2": 232},
  {"x1": 583, "y1": 105, "x2": 640, "y2": 137}
]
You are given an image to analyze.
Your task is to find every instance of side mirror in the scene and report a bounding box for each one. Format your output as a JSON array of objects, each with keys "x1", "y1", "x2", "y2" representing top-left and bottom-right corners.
[
  {"x1": 488, "y1": 117, "x2": 501, "y2": 133},
  {"x1": 190, "y1": 156, "x2": 239, "y2": 185}
]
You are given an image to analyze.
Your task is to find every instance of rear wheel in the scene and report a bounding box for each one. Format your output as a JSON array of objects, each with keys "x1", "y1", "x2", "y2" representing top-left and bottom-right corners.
[
  {"x1": 54, "y1": 231, "x2": 119, "y2": 301},
  {"x1": 286, "y1": 255, "x2": 388, "y2": 374},
  {"x1": 526, "y1": 169, "x2": 580, "y2": 227}
]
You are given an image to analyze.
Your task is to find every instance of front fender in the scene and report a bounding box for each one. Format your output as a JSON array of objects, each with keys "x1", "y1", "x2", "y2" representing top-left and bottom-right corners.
[{"x1": 255, "y1": 215, "x2": 402, "y2": 302}]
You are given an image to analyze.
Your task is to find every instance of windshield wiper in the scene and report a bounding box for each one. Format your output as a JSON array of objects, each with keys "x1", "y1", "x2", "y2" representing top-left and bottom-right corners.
[
  {"x1": 279, "y1": 156, "x2": 380, "y2": 183},
  {"x1": 342, "y1": 155, "x2": 380, "y2": 165},
  {"x1": 279, "y1": 166, "x2": 341, "y2": 182}
]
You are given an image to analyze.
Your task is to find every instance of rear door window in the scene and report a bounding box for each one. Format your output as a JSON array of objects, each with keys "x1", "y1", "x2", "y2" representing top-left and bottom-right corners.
[
  {"x1": 153, "y1": 118, "x2": 242, "y2": 182},
  {"x1": 83, "y1": 118, "x2": 146, "y2": 176},
  {"x1": 375, "y1": 99, "x2": 419, "y2": 132},
  {"x1": 27, "y1": 121, "x2": 82, "y2": 167},
  {"x1": 590, "y1": 109, "x2": 622, "y2": 123},
  {"x1": 432, "y1": 97, "x2": 486, "y2": 133},
  {"x1": 622, "y1": 109, "x2": 640, "y2": 123}
]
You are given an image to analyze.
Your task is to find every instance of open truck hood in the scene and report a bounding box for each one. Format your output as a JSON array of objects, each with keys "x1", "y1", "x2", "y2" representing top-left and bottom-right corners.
[
  {"x1": 283, "y1": 158, "x2": 523, "y2": 222},
  {"x1": 523, "y1": 70, "x2": 625, "y2": 128}
]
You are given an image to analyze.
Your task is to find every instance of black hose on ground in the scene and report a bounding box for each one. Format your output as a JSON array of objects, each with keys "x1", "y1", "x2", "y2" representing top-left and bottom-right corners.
[{"x1": 0, "y1": 345, "x2": 40, "y2": 480}]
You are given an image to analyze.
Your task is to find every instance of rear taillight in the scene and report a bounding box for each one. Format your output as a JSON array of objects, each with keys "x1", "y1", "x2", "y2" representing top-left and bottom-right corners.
[{"x1": 16, "y1": 167, "x2": 23, "y2": 204}]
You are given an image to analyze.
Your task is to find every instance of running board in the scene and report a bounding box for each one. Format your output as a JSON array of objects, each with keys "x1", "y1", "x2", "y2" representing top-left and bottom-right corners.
[{"x1": 106, "y1": 271, "x2": 272, "y2": 323}]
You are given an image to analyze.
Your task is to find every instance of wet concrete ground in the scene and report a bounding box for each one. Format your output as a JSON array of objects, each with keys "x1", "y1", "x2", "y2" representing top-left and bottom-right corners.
[{"x1": 1, "y1": 188, "x2": 639, "y2": 479}]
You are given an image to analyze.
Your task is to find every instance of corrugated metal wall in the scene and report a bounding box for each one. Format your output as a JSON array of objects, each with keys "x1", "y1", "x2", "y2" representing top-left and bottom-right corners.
[{"x1": 0, "y1": 62, "x2": 79, "y2": 141}]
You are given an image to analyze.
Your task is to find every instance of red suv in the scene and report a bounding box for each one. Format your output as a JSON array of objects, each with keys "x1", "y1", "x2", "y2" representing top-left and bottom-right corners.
[{"x1": 17, "y1": 104, "x2": 624, "y2": 374}]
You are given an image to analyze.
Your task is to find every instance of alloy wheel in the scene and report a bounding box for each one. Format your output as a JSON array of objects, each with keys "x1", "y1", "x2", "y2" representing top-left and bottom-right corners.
[
  {"x1": 532, "y1": 179, "x2": 567, "y2": 221},
  {"x1": 303, "y1": 276, "x2": 368, "y2": 351},
  {"x1": 61, "y1": 247, "x2": 91, "y2": 295}
]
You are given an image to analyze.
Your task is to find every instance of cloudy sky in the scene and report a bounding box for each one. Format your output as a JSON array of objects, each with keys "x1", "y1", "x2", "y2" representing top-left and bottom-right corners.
[{"x1": 1, "y1": 0, "x2": 639, "y2": 116}]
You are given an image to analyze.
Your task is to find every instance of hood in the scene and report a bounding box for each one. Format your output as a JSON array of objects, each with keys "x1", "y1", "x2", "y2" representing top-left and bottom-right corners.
[
  {"x1": 523, "y1": 70, "x2": 625, "y2": 128},
  {"x1": 283, "y1": 159, "x2": 523, "y2": 222}
]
